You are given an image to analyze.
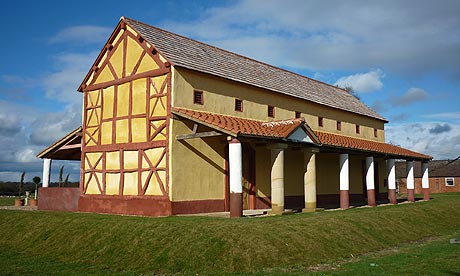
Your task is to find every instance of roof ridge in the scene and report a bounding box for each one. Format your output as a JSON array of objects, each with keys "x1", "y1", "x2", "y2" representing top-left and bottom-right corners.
[{"x1": 123, "y1": 18, "x2": 358, "y2": 98}]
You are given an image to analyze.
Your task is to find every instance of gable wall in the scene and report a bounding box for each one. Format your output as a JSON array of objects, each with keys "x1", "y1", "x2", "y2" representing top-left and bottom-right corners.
[{"x1": 172, "y1": 67, "x2": 385, "y2": 142}]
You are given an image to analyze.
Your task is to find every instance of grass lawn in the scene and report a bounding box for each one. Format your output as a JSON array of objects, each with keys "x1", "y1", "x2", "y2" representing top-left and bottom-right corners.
[
  {"x1": 0, "y1": 193, "x2": 459, "y2": 275},
  {"x1": 0, "y1": 196, "x2": 15, "y2": 206}
]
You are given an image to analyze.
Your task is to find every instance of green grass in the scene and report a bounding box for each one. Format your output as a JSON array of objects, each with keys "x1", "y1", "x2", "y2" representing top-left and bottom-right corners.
[
  {"x1": 313, "y1": 235, "x2": 460, "y2": 276},
  {"x1": 0, "y1": 196, "x2": 15, "y2": 206},
  {"x1": 0, "y1": 193, "x2": 460, "y2": 275}
]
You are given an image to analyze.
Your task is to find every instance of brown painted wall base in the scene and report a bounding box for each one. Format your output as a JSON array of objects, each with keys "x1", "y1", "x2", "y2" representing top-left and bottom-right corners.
[
  {"x1": 229, "y1": 193, "x2": 243, "y2": 217},
  {"x1": 38, "y1": 187, "x2": 79, "y2": 212},
  {"x1": 407, "y1": 189, "x2": 415, "y2": 202},
  {"x1": 78, "y1": 195, "x2": 172, "y2": 216},
  {"x1": 389, "y1": 189, "x2": 397, "y2": 204},
  {"x1": 367, "y1": 189, "x2": 376, "y2": 206},
  {"x1": 340, "y1": 190, "x2": 349, "y2": 209},
  {"x1": 172, "y1": 199, "x2": 225, "y2": 215},
  {"x1": 422, "y1": 188, "x2": 430, "y2": 200}
]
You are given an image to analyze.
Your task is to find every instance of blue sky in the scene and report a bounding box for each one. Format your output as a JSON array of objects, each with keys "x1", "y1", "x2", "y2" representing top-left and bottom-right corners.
[{"x1": 1, "y1": 0, "x2": 459, "y2": 182}]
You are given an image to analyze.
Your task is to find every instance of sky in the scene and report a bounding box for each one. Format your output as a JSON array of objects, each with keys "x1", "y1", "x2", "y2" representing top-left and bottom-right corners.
[{"x1": 0, "y1": 0, "x2": 459, "y2": 182}]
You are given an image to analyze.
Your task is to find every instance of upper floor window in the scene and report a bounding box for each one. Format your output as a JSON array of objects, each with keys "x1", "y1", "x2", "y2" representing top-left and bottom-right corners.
[
  {"x1": 295, "y1": 111, "x2": 301, "y2": 119},
  {"x1": 337, "y1": 121, "x2": 342, "y2": 131},
  {"x1": 235, "y1": 99, "x2": 243, "y2": 112},
  {"x1": 318, "y1": 117, "x2": 324, "y2": 127},
  {"x1": 268, "y1": 105, "x2": 275, "y2": 118},
  {"x1": 446, "y1": 178, "x2": 455, "y2": 186},
  {"x1": 356, "y1": 124, "x2": 360, "y2": 134},
  {"x1": 374, "y1": 128, "x2": 378, "y2": 137},
  {"x1": 193, "y1": 90, "x2": 203, "y2": 105}
]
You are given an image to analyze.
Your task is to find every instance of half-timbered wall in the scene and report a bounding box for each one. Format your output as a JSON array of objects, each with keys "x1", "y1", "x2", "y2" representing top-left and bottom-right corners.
[{"x1": 80, "y1": 24, "x2": 170, "y2": 199}]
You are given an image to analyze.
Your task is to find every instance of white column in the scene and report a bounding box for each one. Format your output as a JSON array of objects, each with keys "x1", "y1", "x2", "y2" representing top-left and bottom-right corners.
[
  {"x1": 339, "y1": 153, "x2": 349, "y2": 209},
  {"x1": 303, "y1": 150, "x2": 317, "y2": 212},
  {"x1": 339, "y1": 154, "x2": 349, "y2": 190},
  {"x1": 229, "y1": 142, "x2": 242, "y2": 194},
  {"x1": 270, "y1": 144, "x2": 287, "y2": 214},
  {"x1": 406, "y1": 160, "x2": 415, "y2": 202},
  {"x1": 387, "y1": 159, "x2": 397, "y2": 204},
  {"x1": 229, "y1": 139, "x2": 243, "y2": 217},
  {"x1": 42, "y1": 158, "x2": 52, "y2": 188},
  {"x1": 422, "y1": 161, "x2": 430, "y2": 200},
  {"x1": 406, "y1": 161, "x2": 414, "y2": 190},
  {"x1": 421, "y1": 162, "x2": 429, "y2": 189},
  {"x1": 365, "y1": 157, "x2": 375, "y2": 190},
  {"x1": 387, "y1": 159, "x2": 396, "y2": 190},
  {"x1": 365, "y1": 156, "x2": 376, "y2": 206}
]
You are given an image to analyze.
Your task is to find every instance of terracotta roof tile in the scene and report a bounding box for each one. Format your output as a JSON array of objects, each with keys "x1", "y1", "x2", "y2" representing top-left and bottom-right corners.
[
  {"x1": 315, "y1": 131, "x2": 432, "y2": 160},
  {"x1": 123, "y1": 17, "x2": 387, "y2": 122},
  {"x1": 172, "y1": 107, "x2": 303, "y2": 139}
]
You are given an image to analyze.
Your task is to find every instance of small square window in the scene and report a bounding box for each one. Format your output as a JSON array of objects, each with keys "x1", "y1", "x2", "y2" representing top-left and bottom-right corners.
[
  {"x1": 356, "y1": 124, "x2": 360, "y2": 134},
  {"x1": 268, "y1": 106, "x2": 275, "y2": 118},
  {"x1": 445, "y1": 178, "x2": 455, "y2": 186},
  {"x1": 295, "y1": 111, "x2": 301, "y2": 119},
  {"x1": 235, "y1": 99, "x2": 243, "y2": 112},
  {"x1": 193, "y1": 90, "x2": 203, "y2": 105},
  {"x1": 318, "y1": 117, "x2": 324, "y2": 127},
  {"x1": 337, "y1": 121, "x2": 341, "y2": 131},
  {"x1": 374, "y1": 128, "x2": 378, "y2": 137}
]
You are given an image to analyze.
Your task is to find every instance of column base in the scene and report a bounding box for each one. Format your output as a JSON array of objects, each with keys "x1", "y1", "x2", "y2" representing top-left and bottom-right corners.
[
  {"x1": 422, "y1": 188, "x2": 430, "y2": 201},
  {"x1": 407, "y1": 189, "x2": 415, "y2": 202},
  {"x1": 367, "y1": 189, "x2": 376, "y2": 206},
  {"x1": 302, "y1": 201, "x2": 317, "y2": 212},
  {"x1": 340, "y1": 190, "x2": 349, "y2": 209},
  {"x1": 230, "y1": 192, "x2": 243, "y2": 218},
  {"x1": 268, "y1": 204, "x2": 285, "y2": 215},
  {"x1": 388, "y1": 189, "x2": 397, "y2": 204}
]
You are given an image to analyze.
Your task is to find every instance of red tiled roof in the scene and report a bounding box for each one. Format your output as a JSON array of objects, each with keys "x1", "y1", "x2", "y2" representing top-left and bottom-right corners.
[
  {"x1": 172, "y1": 107, "x2": 304, "y2": 139},
  {"x1": 314, "y1": 131, "x2": 432, "y2": 160},
  {"x1": 123, "y1": 17, "x2": 387, "y2": 122}
]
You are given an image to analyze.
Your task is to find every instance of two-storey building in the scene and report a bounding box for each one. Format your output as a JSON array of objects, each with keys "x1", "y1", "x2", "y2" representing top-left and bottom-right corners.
[{"x1": 37, "y1": 17, "x2": 431, "y2": 217}]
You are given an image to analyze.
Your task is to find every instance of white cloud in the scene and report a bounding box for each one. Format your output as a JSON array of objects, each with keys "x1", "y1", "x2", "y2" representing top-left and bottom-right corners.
[
  {"x1": 334, "y1": 69, "x2": 384, "y2": 93},
  {"x1": 423, "y1": 112, "x2": 460, "y2": 120},
  {"x1": 161, "y1": 0, "x2": 460, "y2": 77},
  {"x1": 391, "y1": 87, "x2": 428, "y2": 106},
  {"x1": 386, "y1": 122, "x2": 460, "y2": 159},
  {"x1": 49, "y1": 25, "x2": 112, "y2": 45},
  {"x1": 42, "y1": 51, "x2": 97, "y2": 105}
]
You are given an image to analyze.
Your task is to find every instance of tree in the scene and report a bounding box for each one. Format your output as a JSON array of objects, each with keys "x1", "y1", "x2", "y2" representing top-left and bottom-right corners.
[
  {"x1": 19, "y1": 171, "x2": 25, "y2": 197},
  {"x1": 343, "y1": 85, "x2": 361, "y2": 100},
  {"x1": 64, "y1": 174, "x2": 69, "y2": 187},
  {"x1": 33, "y1": 176, "x2": 41, "y2": 200},
  {"x1": 58, "y1": 165, "x2": 64, "y2": 187}
]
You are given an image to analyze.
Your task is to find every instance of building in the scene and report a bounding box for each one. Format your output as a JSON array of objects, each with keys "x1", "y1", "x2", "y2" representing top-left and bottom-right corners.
[
  {"x1": 396, "y1": 159, "x2": 460, "y2": 195},
  {"x1": 37, "y1": 17, "x2": 432, "y2": 217}
]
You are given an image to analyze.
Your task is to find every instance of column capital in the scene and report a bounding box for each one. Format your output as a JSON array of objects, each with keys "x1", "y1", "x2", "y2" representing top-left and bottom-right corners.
[{"x1": 228, "y1": 137, "x2": 240, "y2": 144}]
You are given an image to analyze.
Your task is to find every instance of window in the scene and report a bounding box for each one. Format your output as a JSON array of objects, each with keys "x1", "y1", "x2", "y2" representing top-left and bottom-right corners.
[
  {"x1": 356, "y1": 124, "x2": 360, "y2": 134},
  {"x1": 295, "y1": 111, "x2": 301, "y2": 119},
  {"x1": 337, "y1": 121, "x2": 341, "y2": 131},
  {"x1": 446, "y1": 178, "x2": 455, "y2": 186},
  {"x1": 318, "y1": 117, "x2": 324, "y2": 127},
  {"x1": 235, "y1": 99, "x2": 243, "y2": 112},
  {"x1": 268, "y1": 105, "x2": 275, "y2": 117},
  {"x1": 193, "y1": 90, "x2": 203, "y2": 105},
  {"x1": 374, "y1": 128, "x2": 378, "y2": 137}
]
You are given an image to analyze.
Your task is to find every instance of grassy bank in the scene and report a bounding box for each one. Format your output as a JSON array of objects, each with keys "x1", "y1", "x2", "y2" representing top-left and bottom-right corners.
[{"x1": 1, "y1": 193, "x2": 460, "y2": 275}]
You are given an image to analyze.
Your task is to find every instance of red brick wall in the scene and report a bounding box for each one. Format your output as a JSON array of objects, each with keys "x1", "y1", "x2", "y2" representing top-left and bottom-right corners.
[
  {"x1": 38, "y1": 187, "x2": 79, "y2": 212},
  {"x1": 398, "y1": 177, "x2": 460, "y2": 194}
]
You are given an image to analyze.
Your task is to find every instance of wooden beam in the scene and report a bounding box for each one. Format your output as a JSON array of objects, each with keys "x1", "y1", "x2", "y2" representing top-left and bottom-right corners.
[
  {"x1": 176, "y1": 131, "x2": 222, "y2": 140},
  {"x1": 60, "y1": 144, "x2": 82, "y2": 150}
]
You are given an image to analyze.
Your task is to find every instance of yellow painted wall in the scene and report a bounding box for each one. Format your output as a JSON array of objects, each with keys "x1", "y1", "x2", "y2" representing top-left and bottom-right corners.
[
  {"x1": 172, "y1": 67, "x2": 385, "y2": 142},
  {"x1": 81, "y1": 25, "x2": 169, "y2": 197},
  {"x1": 169, "y1": 118, "x2": 226, "y2": 201}
]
